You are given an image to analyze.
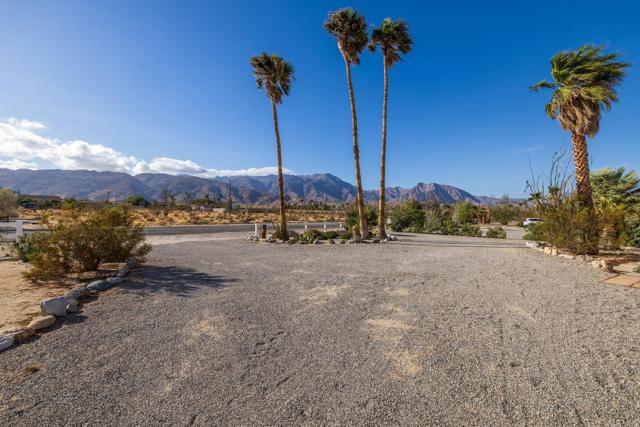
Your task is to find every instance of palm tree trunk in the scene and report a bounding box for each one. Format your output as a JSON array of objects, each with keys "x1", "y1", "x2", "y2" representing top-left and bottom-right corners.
[
  {"x1": 344, "y1": 59, "x2": 368, "y2": 239},
  {"x1": 377, "y1": 58, "x2": 389, "y2": 239},
  {"x1": 571, "y1": 132, "x2": 593, "y2": 208},
  {"x1": 272, "y1": 101, "x2": 288, "y2": 241}
]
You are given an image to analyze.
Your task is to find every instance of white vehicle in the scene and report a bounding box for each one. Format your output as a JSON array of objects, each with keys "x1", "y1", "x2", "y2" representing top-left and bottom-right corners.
[{"x1": 523, "y1": 217, "x2": 543, "y2": 227}]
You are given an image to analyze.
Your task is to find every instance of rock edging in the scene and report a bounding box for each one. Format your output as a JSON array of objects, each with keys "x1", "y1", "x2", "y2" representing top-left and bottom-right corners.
[{"x1": 0, "y1": 259, "x2": 137, "y2": 354}]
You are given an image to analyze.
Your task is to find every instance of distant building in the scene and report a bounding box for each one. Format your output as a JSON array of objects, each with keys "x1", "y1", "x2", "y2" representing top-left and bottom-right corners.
[{"x1": 19, "y1": 194, "x2": 62, "y2": 209}]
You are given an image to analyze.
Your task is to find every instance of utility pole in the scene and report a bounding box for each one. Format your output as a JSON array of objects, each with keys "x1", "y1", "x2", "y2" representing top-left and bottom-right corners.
[{"x1": 226, "y1": 180, "x2": 233, "y2": 212}]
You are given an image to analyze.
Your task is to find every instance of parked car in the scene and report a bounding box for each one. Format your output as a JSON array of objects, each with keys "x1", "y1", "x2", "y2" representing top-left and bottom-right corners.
[{"x1": 523, "y1": 217, "x2": 543, "y2": 227}]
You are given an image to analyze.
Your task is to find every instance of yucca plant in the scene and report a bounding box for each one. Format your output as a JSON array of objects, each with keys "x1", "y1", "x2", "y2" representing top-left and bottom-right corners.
[
  {"x1": 369, "y1": 18, "x2": 412, "y2": 239},
  {"x1": 324, "y1": 8, "x2": 370, "y2": 239},
  {"x1": 250, "y1": 53, "x2": 294, "y2": 241}
]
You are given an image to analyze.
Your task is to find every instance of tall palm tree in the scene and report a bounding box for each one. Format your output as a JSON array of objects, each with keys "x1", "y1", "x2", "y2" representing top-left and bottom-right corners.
[
  {"x1": 250, "y1": 53, "x2": 294, "y2": 241},
  {"x1": 324, "y1": 8, "x2": 369, "y2": 239},
  {"x1": 531, "y1": 45, "x2": 630, "y2": 208},
  {"x1": 369, "y1": 18, "x2": 413, "y2": 239}
]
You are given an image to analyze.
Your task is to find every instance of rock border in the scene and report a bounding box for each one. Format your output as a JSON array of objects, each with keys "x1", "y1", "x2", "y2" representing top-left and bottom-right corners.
[
  {"x1": 525, "y1": 241, "x2": 638, "y2": 272},
  {"x1": 247, "y1": 234, "x2": 398, "y2": 245},
  {"x1": 0, "y1": 258, "x2": 137, "y2": 354}
]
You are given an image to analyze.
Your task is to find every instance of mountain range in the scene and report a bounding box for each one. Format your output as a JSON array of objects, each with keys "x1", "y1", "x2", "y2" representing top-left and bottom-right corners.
[{"x1": 0, "y1": 168, "x2": 505, "y2": 205}]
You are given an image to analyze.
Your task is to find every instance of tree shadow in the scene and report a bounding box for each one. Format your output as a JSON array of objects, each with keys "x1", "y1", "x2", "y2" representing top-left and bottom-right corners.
[{"x1": 117, "y1": 265, "x2": 236, "y2": 297}]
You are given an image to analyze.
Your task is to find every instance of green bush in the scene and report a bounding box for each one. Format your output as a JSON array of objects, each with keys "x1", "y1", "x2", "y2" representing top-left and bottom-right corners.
[
  {"x1": 542, "y1": 199, "x2": 599, "y2": 255},
  {"x1": 523, "y1": 222, "x2": 545, "y2": 241},
  {"x1": 301, "y1": 229, "x2": 324, "y2": 243},
  {"x1": 323, "y1": 230, "x2": 340, "y2": 239},
  {"x1": 597, "y1": 205, "x2": 626, "y2": 250},
  {"x1": 346, "y1": 204, "x2": 377, "y2": 232},
  {"x1": 440, "y1": 219, "x2": 460, "y2": 235},
  {"x1": 13, "y1": 234, "x2": 40, "y2": 262},
  {"x1": 460, "y1": 223, "x2": 481, "y2": 237},
  {"x1": 423, "y1": 210, "x2": 443, "y2": 233},
  {"x1": 24, "y1": 206, "x2": 152, "y2": 282},
  {"x1": 454, "y1": 201, "x2": 475, "y2": 224},
  {"x1": 485, "y1": 226, "x2": 507, "y2": 239},
  {"x1": 625, "y1": 218, "x2": 640, "y2": 248},
  {"x1": 388, "y1": 199, "x2": 424, "y2": 232}
]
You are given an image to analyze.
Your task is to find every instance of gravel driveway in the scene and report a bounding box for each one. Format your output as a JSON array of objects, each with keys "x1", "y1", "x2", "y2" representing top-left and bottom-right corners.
[{"x1": 2, "y1": 233, "x2": 640, "y2": 426}]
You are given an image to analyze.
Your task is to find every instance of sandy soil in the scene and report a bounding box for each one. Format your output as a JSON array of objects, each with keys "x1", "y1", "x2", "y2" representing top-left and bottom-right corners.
[{"x1": 0, "y1": 261, "x2": 68, "y2": 333}]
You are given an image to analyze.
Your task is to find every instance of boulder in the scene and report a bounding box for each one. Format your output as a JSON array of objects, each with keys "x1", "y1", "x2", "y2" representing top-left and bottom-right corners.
[
  {"x1": 27, "y1": 315, "x2": 56, "y2": 331},
  {"x1": 87, "y1": 280, "x2": 111, "y2": 291},
  {"x1": 0, "y1": 335, "x2": 14, "y2": 352},
  {"x1": 106, "y1": 277, "x2": 123, "y2": 285},
  {"x1": 65, "y1": 285, "x2": 91, "y2": 300},
  {"x1": 66, "y1": 301, "x2": 81, "y2": 313},
  {"x1": 41, "y1": 296, "x2": 70, "y2": 317}
]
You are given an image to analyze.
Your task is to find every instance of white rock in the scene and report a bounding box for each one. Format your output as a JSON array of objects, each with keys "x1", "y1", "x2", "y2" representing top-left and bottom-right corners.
[
  {"x1": 0, "y1": 335, "x2": 14, "y2": 352},
  {"x1": 41, "y1": 296, "x2": 70, "y2": 317}
]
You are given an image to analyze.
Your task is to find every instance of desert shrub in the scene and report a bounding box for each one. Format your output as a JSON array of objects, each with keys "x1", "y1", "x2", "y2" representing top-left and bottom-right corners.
[
  {"x1": 485, "y1": 226, "x2": 507, "y2": 239},
  {"x1": 301, "y1": 229, "x2": 323, "y2": 243},
  {"x1": 491, "y1": 204, "x2": 520, "y2": 225},
  {"x1": 597, "y1": 205, "x2": 627, "y2": 250},
  {"x1": 24, "y1": 206, "x2": 152, "y2": 281},
  {"x1": 523, "y1": 222, "x2": 545, "y2": 241},
  {"x1": 13, "y1": 233, "x2": 40, "y2": 262},
  {"x1": 346, "y1": 204, "x2": 377, "y2": 231},
  {"x1": 60, "y1": 198, "x2": 86, "y2": 210},
  {"x1": 440, "y1": 219, "x2": 460, "y2": 235},
  {"x1": 323, "y1": 230, "x2": 339, "y2": 239},
  {"x1": 338, "y1": 229, "x2": 352, "y2": 240},
  {"x1": 0, "y1": 188, "x2": 17, "y2": 218},
  {"x1": 542, "y1": 199, "x2": 599, "y2": 254},
  {"x1": 423, "y1": 209, "x2": 443, "y2": 233},
  {"x1": 454, "y1": 201, "x2": 474, "y2": 224},
  {"x1": 460, "y1": 223, "x2": 481, "y2": 237},
  {"x1": 625, "y1": 218, "x2": 640, "y2": 248},
  {"x1": 388, "y1": 199, "x2": 424, "y2": 232}
]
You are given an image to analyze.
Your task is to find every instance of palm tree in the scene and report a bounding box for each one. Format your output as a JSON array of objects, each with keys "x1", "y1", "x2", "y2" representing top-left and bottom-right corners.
[
  {"x1": 324, "y1": 8, "x2": 369, "y2": 239},
  {"x1": 369, "y1": 18, "x2": 413, "y2": 239},
  {"x1": 250, "y1": 53, "x2": 294, "y2": 241},
  {"x1": 531, "y1": 45, "x2": 630, "y2": 208}
]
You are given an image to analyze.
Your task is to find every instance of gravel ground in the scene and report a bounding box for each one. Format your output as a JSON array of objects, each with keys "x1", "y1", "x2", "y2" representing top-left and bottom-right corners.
[{"x1": 2, "y1": 232, "x2": 640, "y2": 426}]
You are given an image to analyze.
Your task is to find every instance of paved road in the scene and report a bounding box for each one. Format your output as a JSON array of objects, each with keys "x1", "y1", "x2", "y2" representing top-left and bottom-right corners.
[
  {"x1": 2, "y1": 233, "x2": 640, "y2": 426},
  {"x1": 144, "y1": 222, "x2": 341, "y2": 236}
]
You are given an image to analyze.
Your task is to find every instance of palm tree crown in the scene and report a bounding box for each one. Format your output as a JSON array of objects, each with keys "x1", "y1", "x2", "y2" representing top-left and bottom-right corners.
[
  {"x1": 368, "y1": 18, "x2": 413, "y2": 66},
  {"x1": 530, "y1": 45, "x2": 629, "y2": 137},
  {"x1": 323, "y1": 8, "x2": 368, "y2": 64},
  {"x1": 250, "y1": 53, "x2": 295, "y2": 104}
]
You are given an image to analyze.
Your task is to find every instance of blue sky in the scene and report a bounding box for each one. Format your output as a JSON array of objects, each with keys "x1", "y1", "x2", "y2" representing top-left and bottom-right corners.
[{"x1": 0, "y1": 0, "x2": 638, "y2": 197}]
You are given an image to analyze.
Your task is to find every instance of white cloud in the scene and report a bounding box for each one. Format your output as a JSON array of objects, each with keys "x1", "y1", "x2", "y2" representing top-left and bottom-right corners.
[
  {"x1": 0, "y1": 158, "x2": 38, "y2": 169},
  {"x1": 0, "y1": 117, "x2": 293, "y2": 177}
]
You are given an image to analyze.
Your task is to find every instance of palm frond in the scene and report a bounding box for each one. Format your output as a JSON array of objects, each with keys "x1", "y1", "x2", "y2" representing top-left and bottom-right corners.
[
  {"x1": 369, "y1": 17, "x2": 413, "y2": 67},
  {"x1": 324, "y1": 8, "x2": 368, "y2": 64},
  {"x1": 250, "y1": 53, "x2": 295, "y2": 104},
  {"x1": 531, "y1": 44, "x2": 630, "y2": 137}
]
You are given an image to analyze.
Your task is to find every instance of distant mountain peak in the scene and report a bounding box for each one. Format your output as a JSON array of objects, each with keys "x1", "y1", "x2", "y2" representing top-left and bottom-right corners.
[{"x1": 0, "y1": 168, "x2": 494, "y2": 205}]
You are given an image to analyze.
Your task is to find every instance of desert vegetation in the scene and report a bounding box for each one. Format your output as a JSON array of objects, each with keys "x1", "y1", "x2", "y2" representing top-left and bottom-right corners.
[
  {"x1": 531, "y1": 45, "x2": 630, "y2": 254},
  {"x1": 386, "y1": 198, "x2": 513, "y2": 239},
  {"x1": 14, "y1": 206, "x2": 151, "y2": 282},
  {"x1": 525, "y1": 151, "x2": 639, "y2": 254}
]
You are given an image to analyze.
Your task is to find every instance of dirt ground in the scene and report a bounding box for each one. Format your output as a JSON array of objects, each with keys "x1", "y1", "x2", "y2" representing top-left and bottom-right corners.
[
  {"x1": 0, "y1": 261, "x2": 68, "y2": 333},
  {"x1": 26, "y1": 208, "x2": 345, "y2": 227}
]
